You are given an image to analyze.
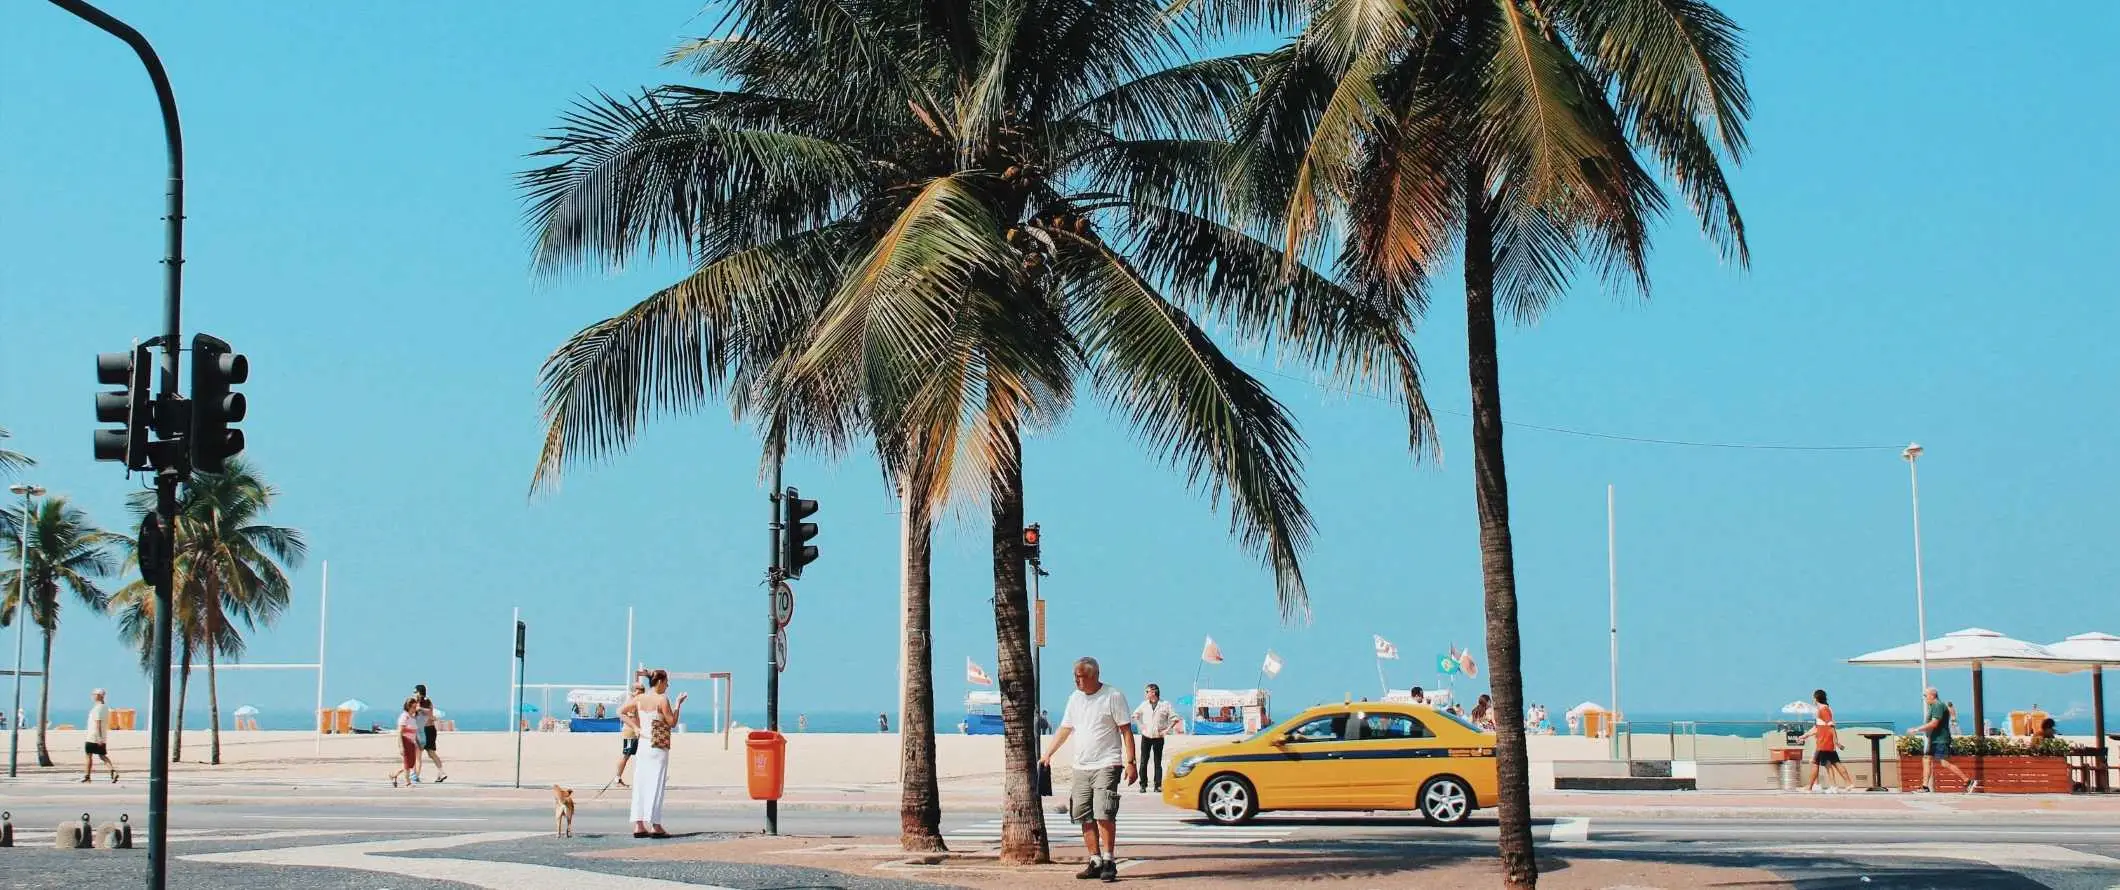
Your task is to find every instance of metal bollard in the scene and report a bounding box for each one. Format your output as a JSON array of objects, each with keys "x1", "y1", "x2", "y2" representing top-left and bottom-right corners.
[
  {"x1": 79, "y1": 813, "x2": 95, "y2": 849},
  {"x1": 119, "y1": 814, "x2": 133, "y2": 849},
  {"x1": 1, "y1": 810, "x2": 13, "y2": 847}
]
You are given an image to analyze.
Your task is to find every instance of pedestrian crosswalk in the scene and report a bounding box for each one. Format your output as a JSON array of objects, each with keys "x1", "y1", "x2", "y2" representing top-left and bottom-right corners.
[{"x1": 944, "y1": 809, "x2": 1298, "y2": 847}]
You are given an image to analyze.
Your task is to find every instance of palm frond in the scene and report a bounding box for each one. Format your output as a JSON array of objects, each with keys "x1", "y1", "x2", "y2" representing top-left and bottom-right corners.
[{"x1": 1051, "y1": 230, "x2": 1313, "y2": 615}]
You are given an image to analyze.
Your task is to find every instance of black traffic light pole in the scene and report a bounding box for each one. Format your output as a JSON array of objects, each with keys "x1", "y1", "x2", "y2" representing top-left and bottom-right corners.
[
  {"x1": 764, "y1": 423, "x2": 784, "y2": 837},
  {"x1": 45, "y1": 3, "x2": 183, "y2": 887}
]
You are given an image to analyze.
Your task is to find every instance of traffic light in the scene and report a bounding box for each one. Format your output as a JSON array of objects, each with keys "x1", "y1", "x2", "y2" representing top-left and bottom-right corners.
[
  {"x1": 94, "y1": 344, "x2": 154, "y2": 469},
  {"x1": 1022, "y1": 523, "x2": 1042, "y2": 564},
  {"x1": 781, "y1": 487, "x2": 820, "y2": 579},
  {"x1": 189, "y1": 333, "x2": 248, "y2": 473}
]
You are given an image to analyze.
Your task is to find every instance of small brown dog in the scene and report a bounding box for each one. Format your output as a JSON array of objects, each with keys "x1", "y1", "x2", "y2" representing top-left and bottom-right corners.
[{"x1": 552, "y1": 785, "x2": 575, "y2": 837}]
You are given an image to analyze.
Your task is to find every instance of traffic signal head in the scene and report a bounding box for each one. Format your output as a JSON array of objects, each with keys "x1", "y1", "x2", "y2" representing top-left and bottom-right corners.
[
  {"x1": 1022, "y1": 523, "x2": 1042, "y2": 562},
  {"x1": 93, "y1": 344, "x2": 154, "y2": 470},
  {"x1": 189, "y1": 334, "x2": 248, "y2": 473},
  {"x1": 781, "y1": 487, "x2": 820, "y2": 579}
]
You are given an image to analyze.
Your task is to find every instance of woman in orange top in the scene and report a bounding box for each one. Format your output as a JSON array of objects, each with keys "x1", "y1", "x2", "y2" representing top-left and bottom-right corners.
[{"x1": 1802, "y1": 688, "x2": 1855, "y2": 792}]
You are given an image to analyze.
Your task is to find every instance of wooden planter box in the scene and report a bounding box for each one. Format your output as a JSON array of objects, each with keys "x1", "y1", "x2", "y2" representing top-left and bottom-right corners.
[{"x1": 1896, "y1": 755, "x2": 2073, "y2": 793}]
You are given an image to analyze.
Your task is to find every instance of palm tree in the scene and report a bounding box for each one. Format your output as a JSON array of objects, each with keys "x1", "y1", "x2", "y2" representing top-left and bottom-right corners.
[
  {"x1": 0, "y1": 426, "x2": 31, "y2": 479},
  {"x1": 114, "y1": 460, "x2": 306, "y2": 765},
  {"x1": 1215, "y1": 1, "x2": 1751, "y2": 884},
  {"x1": 521, "y1": 0, "x2": 1427, "y2": 864},
  {"x1": 109, "y1": 558, "x2": 217, "y2": 761},
  {"x1": 1, "y1": 496, "x2": 117, "y2": 767}
]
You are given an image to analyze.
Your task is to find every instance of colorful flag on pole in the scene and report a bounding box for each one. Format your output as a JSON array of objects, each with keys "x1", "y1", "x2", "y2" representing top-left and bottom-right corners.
[
  {"x1": 1437, "y1": 652, "x2": 1460, "y2": 674},
  {"x1": 1373, "y1": 635, "x2": 1399, "y2": 660},
  {"x1": 1201, "y1": 636, "x2": 1224, "y2": 664},
  {"x1": 1261, "y1": 650, "x2": 1283, "y2": 678},
  {"x1": 966, "y1": 657, "x2": 992, "y2": 686},
  {"x1": 1457, "y1": 649, "x2": 1479, "y2": 678}
]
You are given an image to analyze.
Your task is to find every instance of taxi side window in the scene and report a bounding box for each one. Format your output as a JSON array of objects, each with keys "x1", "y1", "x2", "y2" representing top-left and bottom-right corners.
[
  {"x1": 1358, "y1": 714, "x2": 1434, "y2": 740},
  {"x1": 1288, "y1": 714, "x2": 1348, "y2": 742}
]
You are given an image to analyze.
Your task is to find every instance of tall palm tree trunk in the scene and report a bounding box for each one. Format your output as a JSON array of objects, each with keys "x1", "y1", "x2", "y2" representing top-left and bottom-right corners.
[
  {"x1": 899, "y1": 472, "x2": 945, "y2": 851},
  {"x1": 174, "y1": 639, "x2": 192, "y2": 762},
  {"x1": 1464, "y1": 171, "x2": 1536, "y2": 890},
  {"x1": 35, "y1": 629, "x2": 54, "y2": 767},
  {"x1": 207, "y1": 609, "x2": 223, "y2": 765},
  {"x1": 990, "y1": 432, "x2": 1049, "y2": 865}
]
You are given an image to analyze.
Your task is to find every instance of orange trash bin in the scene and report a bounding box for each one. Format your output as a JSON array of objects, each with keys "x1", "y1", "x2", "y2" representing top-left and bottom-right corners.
[{"x1": 746, "y1": 731, "x2": 787, "y2": 801}]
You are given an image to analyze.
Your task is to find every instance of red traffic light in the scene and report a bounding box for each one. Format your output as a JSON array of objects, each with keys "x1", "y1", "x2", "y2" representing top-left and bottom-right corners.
[{"x1": 1022, "y1": 524, "x2": 1040, "y2": 547}]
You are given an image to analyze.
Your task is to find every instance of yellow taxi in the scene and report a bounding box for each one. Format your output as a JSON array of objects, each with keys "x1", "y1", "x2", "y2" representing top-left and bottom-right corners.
[{"x1": 1161, "y1": 701, "x2": 1498, "y2": 825}]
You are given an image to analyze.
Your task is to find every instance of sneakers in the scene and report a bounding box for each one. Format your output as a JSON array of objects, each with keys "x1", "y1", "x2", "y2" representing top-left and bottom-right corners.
[
  {"x1": 1102, "y1": 858, "x2": 1119, "y2": 883},
  {"x1": 1076, "y1": 858, "x2": 1103, "y2": 880},
  {"x1": 1965, "y1": 779, "x2": 1981, "y2": 794}
]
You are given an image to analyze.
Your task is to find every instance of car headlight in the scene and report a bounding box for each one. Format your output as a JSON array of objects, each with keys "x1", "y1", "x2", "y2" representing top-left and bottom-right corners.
[{"x1": 1172, "y1": 755, "x2": 1207, "y2": 779}]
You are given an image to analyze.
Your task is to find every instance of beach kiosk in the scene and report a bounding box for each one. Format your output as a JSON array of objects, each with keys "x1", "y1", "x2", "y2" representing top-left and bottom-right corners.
[
  {"x1": 962, "y1": 690, "x2": 1005, "y2": 735},
  {"x1": 1189, "y1": 689, "x2": 1270, "y2": 736},
  {"x1": 566, "y1": 688, "x2": 627, "y2": 732}
]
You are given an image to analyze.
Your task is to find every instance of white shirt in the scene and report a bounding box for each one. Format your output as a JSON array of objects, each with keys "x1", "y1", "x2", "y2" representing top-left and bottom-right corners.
[
  {"x1": 87, "y1": 703, "x2": 109, "y2": 744},
  {"x1": 1061, "y1": 683, "x2": 1132, "y2": 770},
  {"x1": 1132, "y1": 699, "x2": 1177, "y2": 739}
]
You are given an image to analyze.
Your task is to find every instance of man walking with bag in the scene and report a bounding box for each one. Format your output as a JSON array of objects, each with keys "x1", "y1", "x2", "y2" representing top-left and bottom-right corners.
[{"x1": 1041, "y1": 657, "x2": 1136, "y2": 882}]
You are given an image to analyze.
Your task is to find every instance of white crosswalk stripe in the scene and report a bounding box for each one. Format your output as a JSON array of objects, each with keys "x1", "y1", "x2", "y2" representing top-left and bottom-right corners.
[{"x1": 945, "y1": 809, "x2": 1298, "y2": 847}]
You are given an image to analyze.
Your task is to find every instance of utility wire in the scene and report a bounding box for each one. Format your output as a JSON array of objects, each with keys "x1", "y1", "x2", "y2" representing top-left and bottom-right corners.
[{"x1": 1241, "y1": 363, "x2": 1904, "y2": 454}]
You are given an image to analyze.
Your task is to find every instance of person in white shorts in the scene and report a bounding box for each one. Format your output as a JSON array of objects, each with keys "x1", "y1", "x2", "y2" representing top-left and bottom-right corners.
[{"x1": 1040, "y1": 657, "x2": 1135, "y2": 883}]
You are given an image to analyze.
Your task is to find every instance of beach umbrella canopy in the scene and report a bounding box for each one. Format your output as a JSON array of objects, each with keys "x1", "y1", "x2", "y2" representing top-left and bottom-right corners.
[
  {"x1": 336, "y1": 699, "x2": 368, "y2": 712},
  {"x1": 1780, "y1": 700, "x2": 1815, "y2": 716},
  {"x1": 1565, "y1": 702, "x2": 1606, "y2": 718},
  {"x1": 518, "y1": 702, "x2": 540, "y2": 714},
  {"x1": 233, "y1": 705, "x2": 260, "y2": 717},
  {"x1": 1848, "y1": 627, "x2": 2080, "y2": 673},
  {"x1": 2047, "y1": 633, "x2": 2120, "y2": 665}
]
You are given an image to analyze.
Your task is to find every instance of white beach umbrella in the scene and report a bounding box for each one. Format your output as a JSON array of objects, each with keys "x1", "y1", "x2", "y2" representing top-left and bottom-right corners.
[
  {"x1": 1850, "y1": 628, "x2": 2084, "y2": 764},
  {"x1": 1780, "y1": 700, "x2": 1815, "y2": 716},
  {"x1": 2045, "y1": 633, "x2": 2120, "y2": 785},
  {"x1": 336, "y1": 698, "x2": 369, "y2": 712},
  {"x1": 232, "y1": 705, "x2": 260, "y2": 717},
  {"x1": 1565, "y1": 701, "x2": 1606, "y2": 718}
]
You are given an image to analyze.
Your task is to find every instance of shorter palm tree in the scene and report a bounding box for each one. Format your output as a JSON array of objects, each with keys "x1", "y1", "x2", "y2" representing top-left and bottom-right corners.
[
  {"x1": 0, "y1": 425, "x2": 31, "y2": 479},
  {"x1": 1, "y1": 496, "x2": 117, "y2": 766}
]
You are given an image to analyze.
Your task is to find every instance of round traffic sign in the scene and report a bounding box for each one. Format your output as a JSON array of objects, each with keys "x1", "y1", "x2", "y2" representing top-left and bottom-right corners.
[
  {"x1": 773, "y1": 628, "x2": 789, "y2": 672},
  {"x1": 772, "y1": 581, "x2": 796, "y2": 627}
]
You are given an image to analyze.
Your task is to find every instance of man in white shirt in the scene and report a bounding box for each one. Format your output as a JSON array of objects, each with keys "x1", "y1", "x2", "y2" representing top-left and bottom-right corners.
[
  {"x1": 83, "y1": 688, "x2": 117, "y2": 783},
  {"x1": 1040, "y1": 657, "x2": 1135, "y2": 883},
  {"x1": 1130, "y1": 683, "x2": 1177, "y2": 793}
]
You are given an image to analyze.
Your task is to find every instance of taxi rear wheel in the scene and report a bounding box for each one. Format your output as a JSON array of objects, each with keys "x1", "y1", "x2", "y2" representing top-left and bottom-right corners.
[
  {"x1": 1419, "y1": 776, "x2": 1473, "y2": 826},
  {"x1": 1199, "y1": 774, "x2": 1258, "y2": 825}
]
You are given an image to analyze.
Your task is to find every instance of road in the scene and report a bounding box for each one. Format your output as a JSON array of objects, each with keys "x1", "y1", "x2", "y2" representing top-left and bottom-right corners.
[{"x1": 4, "y1": 779, "x2": 2120, "y2": 888}]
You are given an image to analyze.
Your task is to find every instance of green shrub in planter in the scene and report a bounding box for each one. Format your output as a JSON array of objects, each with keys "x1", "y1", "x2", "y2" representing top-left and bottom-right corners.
[{"x1": 1894, "y1": 734, "x2": 2072, "y2": 757}]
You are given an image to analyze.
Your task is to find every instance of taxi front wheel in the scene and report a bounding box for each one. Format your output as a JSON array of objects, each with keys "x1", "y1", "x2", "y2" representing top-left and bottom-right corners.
[
  {"x1": 1419, "y1": 776, "x2": 1473, "y2": 826},
  {"x1": 1199, "y1": 775, "x2": 1258, "y2": 825}
]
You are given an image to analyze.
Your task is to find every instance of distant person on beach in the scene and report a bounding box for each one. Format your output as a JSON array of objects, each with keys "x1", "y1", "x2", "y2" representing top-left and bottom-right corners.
[
  {"x1": 877, "y1": 713, "x2": 890, "y2": 732},
  {"x1": 1471, "y1": 694, "x2": 1495, "y2": 730},
  {"x1": 797, "y1": 714, "x2": 808, "y2": 733},
  {"x1": 1801, "y1": 689, "x2": 1852, "y2": 792},
  {"x1": 595, "y1": 703, "x2": 607, "y2": 719},
  {"x1": 1038, "y1": 709, "x2": 1051, "y2": 735},
  {"x1": 2034, "y1": 717, "x2": 2058, "y2": 740},
  {"x1": 615, "y1": 677, "x2": 645, "y2": 788},
  {"x1": 414, "y1": 685, "x2": 448, "y2": 784},
  {"x1": 83, "y1": 689, "x2": 117, "y2": 783},
  {"x1": 389, "y1": 697, "x2": 420, "y2": 788},
  {"x1": 1915, "y1": 687, "x2": 1974, "y2": 793},
  {"x1": 1410, "y1": 686, "x2": 1426, "y2": 705},
  {"x1": 622, "y1": 669, "x2": 686, "y2": 838},
  {"x1": 1131, "y1": 683, "x2": 1177, "y2": 793},
  {"x1": 1040, "y1": 656, "x2": 1135, "y2": 883}
]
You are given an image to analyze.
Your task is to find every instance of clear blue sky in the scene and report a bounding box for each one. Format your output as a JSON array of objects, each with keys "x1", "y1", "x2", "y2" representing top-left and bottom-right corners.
[{"x1": 4, "y1": 2, "x2": 2116, "y2": 728}]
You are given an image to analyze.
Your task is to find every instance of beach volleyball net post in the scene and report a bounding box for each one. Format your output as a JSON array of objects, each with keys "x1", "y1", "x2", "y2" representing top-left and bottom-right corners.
[
  {"x1": 669, "y1": 671, "x2": 734, "y2": 749},
  {"x1": 164, "y1": 561, "x2": 330, "y2": 752}
]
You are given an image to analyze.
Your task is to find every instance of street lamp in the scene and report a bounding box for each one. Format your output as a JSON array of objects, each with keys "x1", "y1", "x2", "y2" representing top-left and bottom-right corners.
[
  {"x1": 1903, "y1": 443, "x2": 1929, "y2": 693},
  {"x1": 8, "y1": 482, "x2": 44, "y2": 779}
]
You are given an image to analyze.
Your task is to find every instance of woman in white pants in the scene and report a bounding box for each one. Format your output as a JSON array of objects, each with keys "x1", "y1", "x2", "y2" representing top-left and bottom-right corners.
[{"x1": 622, "y1": 669, "x2": 685, "y2": 838}]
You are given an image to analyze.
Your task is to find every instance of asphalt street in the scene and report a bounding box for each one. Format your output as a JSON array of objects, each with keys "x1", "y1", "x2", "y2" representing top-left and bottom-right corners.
[{"x1": 5, "y1": 782, "x2": 2120, "y2": 888}]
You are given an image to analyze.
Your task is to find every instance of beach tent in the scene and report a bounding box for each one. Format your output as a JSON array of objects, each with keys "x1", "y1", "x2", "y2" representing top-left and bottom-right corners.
[
  {"x1": 962, "y1": 690, "x2": 1004, "y2": 735},
  {"x1": 1189, "y1": 689, "x2": 1269, "y2": 735},
  {"x1": 336, "y1": 698, "x2": 368, "y2": 713},
  {"x1": 1849, "y1": 628, "x2": 2080, "y2": 783},
  {"x1": 2046, "y1": 632, "x2": 2120, "y2": 789}
]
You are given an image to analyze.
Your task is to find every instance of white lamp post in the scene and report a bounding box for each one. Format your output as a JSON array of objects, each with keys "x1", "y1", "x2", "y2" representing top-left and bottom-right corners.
[
  {"x1": 1902, "y1": 444, "x2": 1929, "y2": 693},
  {"x1": 8, "y1": 482, "x2": 45, "y2": 778}
]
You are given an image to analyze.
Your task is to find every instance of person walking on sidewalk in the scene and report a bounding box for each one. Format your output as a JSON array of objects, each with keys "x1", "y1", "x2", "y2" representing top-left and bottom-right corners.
[
  {"x1": 1041, "y1": 657, "x2": 1136, "y2": 883},
  {"x1": 614, "y1": 676, "x2": 645, "y2": 788},
  {"x1": 1130, "y1": 683, "x2": 1176, "y2": 793},
  {"x1": 82, "y1": 689, "x2": 117, "y2": 783},
  {"x1": 1916, "y1": 687, "x2": 1975, "y2": 793},
  {"x1": 623, "y1": 669, "x2": 687, "y2": 838},
  {"x1": 1801, "y1": 688, "x2": 1852, "y2": 792},
  {"x1": 414, "y1": 684, "x2": 448, "y2": 783}
]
